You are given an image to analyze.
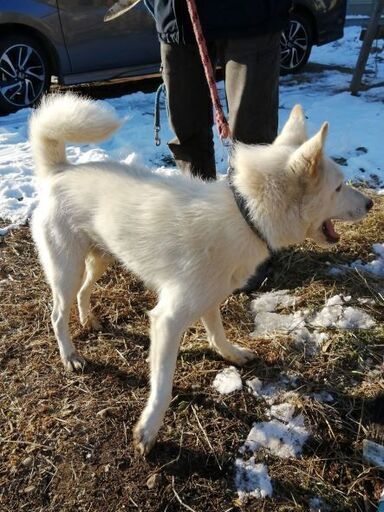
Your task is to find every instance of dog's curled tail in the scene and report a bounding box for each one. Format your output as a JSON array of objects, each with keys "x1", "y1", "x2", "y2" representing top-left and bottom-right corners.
[{"x1": 29, "y1": 93, "x2": 121, "y2": 179}]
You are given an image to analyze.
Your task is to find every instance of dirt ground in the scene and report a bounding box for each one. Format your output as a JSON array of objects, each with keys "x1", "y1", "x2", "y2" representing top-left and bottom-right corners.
[{"x1": 0, "y1": 194, "x2": 383, "y2": 512}]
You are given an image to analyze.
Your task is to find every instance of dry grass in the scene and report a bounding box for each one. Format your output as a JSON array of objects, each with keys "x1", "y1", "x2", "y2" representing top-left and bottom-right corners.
[{"x1": 0, "y1": 194, "x2": 383, "y2": 512}]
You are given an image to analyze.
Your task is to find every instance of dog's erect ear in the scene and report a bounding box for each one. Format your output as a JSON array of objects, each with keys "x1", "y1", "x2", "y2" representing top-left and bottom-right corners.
[
  {"x1": 289, "y1": 122, "x2": 328, "y2": 178},
  {"x1": 274, "y1": 104, "x2": 307, "y2": 146}
]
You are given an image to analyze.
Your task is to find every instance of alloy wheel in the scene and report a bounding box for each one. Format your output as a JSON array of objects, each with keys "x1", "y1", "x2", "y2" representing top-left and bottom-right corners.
[
  {"x1": 280, "y1": 19, "x2": 309, "y2": 72},
  {"x1": 0, "y1": 44, "x2": 46, "y2": 108}
]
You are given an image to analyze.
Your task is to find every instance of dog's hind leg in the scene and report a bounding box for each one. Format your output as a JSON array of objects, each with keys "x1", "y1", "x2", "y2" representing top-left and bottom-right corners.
[
  {"x1": 50, "y1": 248, "x2": 88, "y2": 371},
  {"x1": 201, "y1": 306, "x2": 256, "y2": 365},
  {"x1": 133, "y1": 290, "x2": 193, "y2": 455},
  {"x1": 35, "y1": 222, "x2": 89, "y2": 371},
  {"x1": 77, "y1": 251, "x2": 113, "y2": 330}
]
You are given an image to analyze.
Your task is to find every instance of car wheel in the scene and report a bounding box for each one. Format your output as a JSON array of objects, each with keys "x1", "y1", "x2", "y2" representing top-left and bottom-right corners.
[
  {"x1": 280, "y1": 13, "x2": 313, "y2": 75},
  {"x1": 0, "y1": 34, "x2": 51, "y2": 114}
]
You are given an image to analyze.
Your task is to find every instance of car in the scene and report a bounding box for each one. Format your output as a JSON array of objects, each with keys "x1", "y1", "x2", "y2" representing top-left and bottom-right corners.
[
  {"x1": 0, "y1": 0, "x2": 347, "y2": 114},
  {"x1": 281, "y1": 0, "x2": 347, "y2": 75},
  {"x1": 0, "y1": 0, "x2": 160, "y2": 114}
]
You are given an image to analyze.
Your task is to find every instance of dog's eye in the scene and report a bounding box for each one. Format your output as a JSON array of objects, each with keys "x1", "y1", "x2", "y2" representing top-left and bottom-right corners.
[{"x1": 335, "y1": 184, "x2": 342, "y2": 192}]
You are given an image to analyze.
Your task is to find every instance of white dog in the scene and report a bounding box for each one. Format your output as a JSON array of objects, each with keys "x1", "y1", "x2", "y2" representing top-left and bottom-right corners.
[{"x1": 30, "y1": 94, "x2": 372, "y2": 454}]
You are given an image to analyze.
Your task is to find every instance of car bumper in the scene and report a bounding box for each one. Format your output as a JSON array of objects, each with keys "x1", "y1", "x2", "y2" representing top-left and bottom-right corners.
[{"x1": 316, "y1": 0, "x2": 347, "y2": 46}]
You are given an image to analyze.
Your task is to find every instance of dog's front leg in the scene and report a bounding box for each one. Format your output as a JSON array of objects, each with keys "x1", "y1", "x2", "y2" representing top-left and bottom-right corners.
[
  {"x1": 133, "y1": 299, "x2": 191, "y2": 455},
  {"x1": 201, "y1": 307, "x2": 256, "y2": 365}
]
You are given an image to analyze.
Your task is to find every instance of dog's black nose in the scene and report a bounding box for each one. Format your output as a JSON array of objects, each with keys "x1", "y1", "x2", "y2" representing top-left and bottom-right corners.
[{"x1": 366, "y1": 199, "x2": 374, "y2": 211}]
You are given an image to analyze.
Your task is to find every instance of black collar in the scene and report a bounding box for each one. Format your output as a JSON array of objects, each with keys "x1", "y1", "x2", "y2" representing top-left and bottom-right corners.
[{"x1": 228, "y1": 175, "x2": 273, "y2": 253}]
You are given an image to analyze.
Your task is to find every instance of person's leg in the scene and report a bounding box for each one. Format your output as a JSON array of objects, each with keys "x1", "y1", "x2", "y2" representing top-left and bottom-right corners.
[
  {"x1": 224, "y1": 33, "x2": 281, "y2": 292},
  {"x1": 161, "y1": 42, "x2": 217, "y2": 181},
  {"x1": 224, "y1": 32, "x2": 281, "y2": 145}
]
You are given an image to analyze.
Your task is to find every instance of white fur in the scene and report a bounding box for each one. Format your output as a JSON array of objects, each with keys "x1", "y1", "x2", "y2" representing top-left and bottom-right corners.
[{"x1": 30, "y1": 94, "x2": 372, "y2": 454}]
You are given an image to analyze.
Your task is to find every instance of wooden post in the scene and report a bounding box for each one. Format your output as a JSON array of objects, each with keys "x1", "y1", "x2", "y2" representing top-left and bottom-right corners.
[{"x1": 350, "y1": 0, "x2": 384, "y2": 95}]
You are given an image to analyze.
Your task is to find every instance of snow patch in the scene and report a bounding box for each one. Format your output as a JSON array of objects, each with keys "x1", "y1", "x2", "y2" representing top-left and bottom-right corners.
[
  {"x1": 310, "y1": 303, "x2": 375, "y2": 329},
  {"x1": 252, "y1": 310, "x2": 306, "y2": 335},
  {"x1": 325, "y1": 294, "x2": 350, "y2": 306},
  {"x1": 237, "y1": 372, "x2": 308, "y2": 499},
  {"x1": 330, "y1": 244, "x2": 384, "y2": 278},
  {"x1": 246, "y1": 377, "x2": 263, "y2": 395},
  {"x1": 293, "y1": 327, "x2": 329, "y2": 356},
  {"x1": 0, "y1": 223, "x2": 19, "y2": 236},
  {"x1": 246, "y1": 373, "x2": 300, "y2": 405},
  {"x1": 212, "y1": 366, "x2": 242, "y2": 394},
  {"x1": 234, "y1": 458, "x2": 272, "y2": 500},
  {"x1": 252, "y1": 293, "x2": 375, "y2": 356},
  {"x1": 242, "y1": 414, "x2": 309, "y2": 459},
  {"x1": 269, "y1": 402, "x2": 296, "y2": 423},
  {"x1": 246, "y1": 377, "x2": 289, "y2": 405},
  {"x1": 251, "y1": 290, "x2": 297, "y2": 313}
]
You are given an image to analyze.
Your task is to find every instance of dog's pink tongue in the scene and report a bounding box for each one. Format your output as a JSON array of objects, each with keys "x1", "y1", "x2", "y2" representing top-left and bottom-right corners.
[{"x1": 325, "y1": 220, "x2": 340, "y2": 241}]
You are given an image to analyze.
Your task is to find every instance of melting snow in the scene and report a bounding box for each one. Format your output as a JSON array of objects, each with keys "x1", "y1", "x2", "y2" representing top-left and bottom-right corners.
[
  {"x1": 212, "y1": 366, "x2": 242, "y2": 394},
  {"x1": 234, "y1": 458, "x2": 272, "y2": 500},
  {"x1": 310, "y1": 303, "x2": 375, "y2": 330},
  {"x1": 325, "y1": 294, "x2": 350, "y2": 306},
  {"x1": 241, "y1": 414, "x2": 309, "y2": 459},
  {"x1": 238, "y1": 288, "x2": 376, "y2": 499},
  {"x1": 246, "y1": 377, "x2": 289, "y2": 405},
  {"x1": 246, "y1": 373, "x2": 300, "y2": 405},
  {"x1": 252, "y1": 292, "x2": 375, "y2": 356},
  {"x1": 293, "y1": 327, "x2": 329, "y2": 356},
  {"x1": 251, "y1": 290, "x2": 297, "y2": 313},
  {"x1": 246, "y1": 376, "x2": 263, "y2": 395},
  {"x1": 330, "y1": 244, "x2": 384, "y2": 278},
  {"x1": 269, "y1": 402, "x2": 296, "y2": 423},
  {"x1": 236, "y1": 371, "x2": 309, "y2": 499},
  {"x1": 239, "y1": 287, "x2": 377, "y2": 500},
  {"x1": 252, "y1": 310, "x2": 306, "y2": 335}
]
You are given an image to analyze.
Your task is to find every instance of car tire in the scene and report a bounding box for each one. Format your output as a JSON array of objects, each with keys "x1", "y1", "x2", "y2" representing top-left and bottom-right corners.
[
  {"x1": 280, "y1": 13, "x2": 313, "y2": 75},
  {"x1": 0, "y1": 34, "x2": 51, "y2": 114}
]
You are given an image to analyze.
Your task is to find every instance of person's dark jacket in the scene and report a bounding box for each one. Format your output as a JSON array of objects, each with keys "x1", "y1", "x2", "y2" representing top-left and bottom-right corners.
[{"x1": 145, "y1": 0, "x2": 292, "y2": 44}]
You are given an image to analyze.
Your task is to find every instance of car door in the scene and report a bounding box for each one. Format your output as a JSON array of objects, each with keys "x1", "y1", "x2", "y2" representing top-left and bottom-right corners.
[{"x1": 57, "y1": 0, "x2": 159, "y2": 74}]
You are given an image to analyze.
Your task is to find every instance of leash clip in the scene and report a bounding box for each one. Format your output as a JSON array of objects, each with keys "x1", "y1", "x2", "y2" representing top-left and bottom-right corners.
[
  {"x1": 154, "y1": 82, "x2": 165, "y2": 147},
  {"x1": 154, "y1": 127, "x2": 161, "y2": 146}
]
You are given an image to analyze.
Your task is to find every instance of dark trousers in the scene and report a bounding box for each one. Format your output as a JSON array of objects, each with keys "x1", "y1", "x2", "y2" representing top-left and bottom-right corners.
[{"x1": 161, "y1": 33, "x2": 281, "y2": 181}]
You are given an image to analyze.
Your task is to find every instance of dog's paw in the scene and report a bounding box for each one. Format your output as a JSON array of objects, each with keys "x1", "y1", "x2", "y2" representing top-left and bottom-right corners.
[
  {"x1": 82, "y1": 314, "x2": 102, "y2": 331},
  {"x1": 133, "y1": 422, "x2": 157, "y2": 456},
  {"x1": 63, "y1": 352, "x2": 86, "y2": 372},
  {"x1": 224, "y1": 345, "x2": 256, "y2": 366}
]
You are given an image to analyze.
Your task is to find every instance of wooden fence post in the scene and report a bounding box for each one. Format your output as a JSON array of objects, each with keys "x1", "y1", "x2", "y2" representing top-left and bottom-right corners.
[{"x1": 350, "y1": 0, "x2": 384, "y2": 95}]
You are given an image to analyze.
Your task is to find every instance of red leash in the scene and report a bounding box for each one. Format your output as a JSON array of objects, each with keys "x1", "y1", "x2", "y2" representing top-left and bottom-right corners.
[{"x1": 185, "y1": 0, "x2": 232, "y2": 141}]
